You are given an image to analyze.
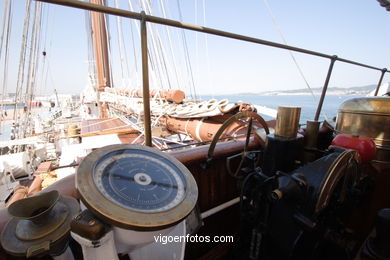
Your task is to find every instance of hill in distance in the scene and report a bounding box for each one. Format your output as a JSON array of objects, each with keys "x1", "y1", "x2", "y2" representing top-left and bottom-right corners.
[{"x1": 237, "y1": 84, "x2": 376, "y2": 96}]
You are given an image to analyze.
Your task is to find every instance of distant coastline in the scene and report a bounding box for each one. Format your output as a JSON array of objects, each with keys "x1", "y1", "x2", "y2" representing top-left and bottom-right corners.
[
  {"x1": 255, "y1": 90, "x2": 370, "y2": 96},
  {"x1": 255, "y1": 84, "x2": 375, "y2": 96},
  {"x1": 205, "y1": 84, "x2": 376, "y2": 96}
]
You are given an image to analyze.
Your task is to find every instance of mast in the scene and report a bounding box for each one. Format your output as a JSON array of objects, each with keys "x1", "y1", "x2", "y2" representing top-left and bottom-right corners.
[{"x1": 90, "y1": 0, "x2": 111, "y2": 118}]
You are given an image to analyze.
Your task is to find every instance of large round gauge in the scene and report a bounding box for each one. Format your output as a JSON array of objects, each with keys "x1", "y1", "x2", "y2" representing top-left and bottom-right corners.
[
  {"x1": 94, "y1": 149, "x2": 186, "y2": 213},
  {"x1": 77, "y1": 144, "x2": 198, "y2": 230}
]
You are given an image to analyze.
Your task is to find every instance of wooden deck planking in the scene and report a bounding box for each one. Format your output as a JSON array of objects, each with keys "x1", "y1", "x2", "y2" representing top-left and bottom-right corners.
[{"x1": 80, "y1": 118, "x2": 133, "y2": 135}]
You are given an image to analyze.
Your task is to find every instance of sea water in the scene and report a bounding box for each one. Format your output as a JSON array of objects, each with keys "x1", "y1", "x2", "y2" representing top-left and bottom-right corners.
[
  {"x1": 200, "y1": 94, "x2": 364, "y2": 123},
  {"x1": 0, "y1": 95, "x2": 363, "y2": 141}
]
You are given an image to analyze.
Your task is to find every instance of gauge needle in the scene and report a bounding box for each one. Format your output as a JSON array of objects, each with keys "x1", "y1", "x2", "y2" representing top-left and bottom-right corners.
[{"x1": 119, "y1": 187, "x2": 127, "y2": 192}]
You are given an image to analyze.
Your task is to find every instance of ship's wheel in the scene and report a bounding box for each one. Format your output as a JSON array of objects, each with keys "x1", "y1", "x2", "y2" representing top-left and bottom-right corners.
[{"x1": 206, "y1": 111, "x2": 270, "y2": 178}]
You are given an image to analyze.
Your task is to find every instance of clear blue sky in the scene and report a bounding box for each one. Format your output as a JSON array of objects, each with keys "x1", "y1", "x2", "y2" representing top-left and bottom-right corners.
[{"x1": 2, "y1": 0, "x2": 390, "y2": 96}]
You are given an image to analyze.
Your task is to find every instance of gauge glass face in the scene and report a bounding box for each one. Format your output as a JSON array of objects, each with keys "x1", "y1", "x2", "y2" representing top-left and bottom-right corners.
[{"x1": 93, "y1": 149, "x2": 187, "y2": 213}]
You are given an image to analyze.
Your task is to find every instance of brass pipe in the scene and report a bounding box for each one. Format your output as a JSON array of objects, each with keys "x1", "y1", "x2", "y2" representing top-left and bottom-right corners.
[
  {"x1": 141, "y1": 12, "x2": 152, "y2": 147},
  {"x1": 35, "y1": 0, "x2": 390, "y2": 73},
  {"x1": 274, "y1": 106, "x2": 301, "y2": 139},
  {"x1": 305, "y1": 120, "x2": 321, "y2": 148},
  {"x1": 303, "y1": 120, "x2": 321, "y2": 163}
]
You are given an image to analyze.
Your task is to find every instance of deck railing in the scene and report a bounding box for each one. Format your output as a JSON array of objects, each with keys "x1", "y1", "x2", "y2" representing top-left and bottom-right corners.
[{"x1": 36, "y1": 0, "x2": 390, "y2": 145}]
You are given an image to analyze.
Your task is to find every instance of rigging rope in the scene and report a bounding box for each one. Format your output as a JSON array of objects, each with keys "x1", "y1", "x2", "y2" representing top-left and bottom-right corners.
[
  {"x1": 202, "y1": 0, "x2": 214, "y2": 97},
  {"x1": 114, "y1": 0, "x2": 131, "y2": 88},
  {"x1": 14, "y1": 0, "x2": 32, "y2": 121},
  {"x1": 38, "y1": 4, "x2": 50, "y2": 96},
  {"x1": 176, "y1": 0, "x2": 197, "y2": 100},
  {"x1": 0, "y1": 0, "x2": 13, "y2": 132},
  {"x1": 145, "y1": 0, "x2": 174, "y2": 91},
  {"x1": 114, "y1": 0, "x2": 126, "y2": 87},
  {"x1": 43, "y1": 5, "x2": 56, "y2": 95},
  {"x1": 263, "y1": 0, "x2": 330, "y2": 121},
  {"x1": 158, "y1": 0, "x2": 181, "y2": 90},
  {"x1": 162, "y1": 0, "x2": 186, "y2": 90},
  {"x1": 128, "y1": 0, "x2": 160, "y2": 91},
  {"x1": 27, "y1": 2, "x2": 43, "y2": 103},
  {"x1": 194, "y1": 0, "x2": 199, "y2": 93},
  {"x1": 152, "y1": 23, "x2": 173, "y2": 90},
  {"x1": 103, "y1": 7, "x2": 114, "y2": 89},
  {"x1": 22, "y1": 1, "x2": 43, "y2": 139},
  {"x1": 129, "y1": 16, "x2": 139, "y2": 88},
  {"x1": 85, "y1": 10, "x2": 96, "y2": 83},
  {"x1": 0, "y1": 0, "x2": 9, "y2": 62},
  {"x1": 127, "y1": 0, "x2": 139, "y2": 82},
  {"x1": 140, "y1": 0, "x2": 167, "y2": 90},
  {"x1": 262, "y1": 0, "x2": 316, "y2": 101}
]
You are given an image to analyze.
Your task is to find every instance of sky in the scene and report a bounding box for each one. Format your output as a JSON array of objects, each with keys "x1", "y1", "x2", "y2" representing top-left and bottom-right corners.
[{"x1": 1, "y1": 0, "x2": 390, "y2": 96}]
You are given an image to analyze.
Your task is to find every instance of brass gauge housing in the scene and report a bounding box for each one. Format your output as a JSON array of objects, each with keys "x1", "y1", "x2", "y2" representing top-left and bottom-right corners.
[{"x1": 76, "y1": 144, "x2": 198, "y2": 231}]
